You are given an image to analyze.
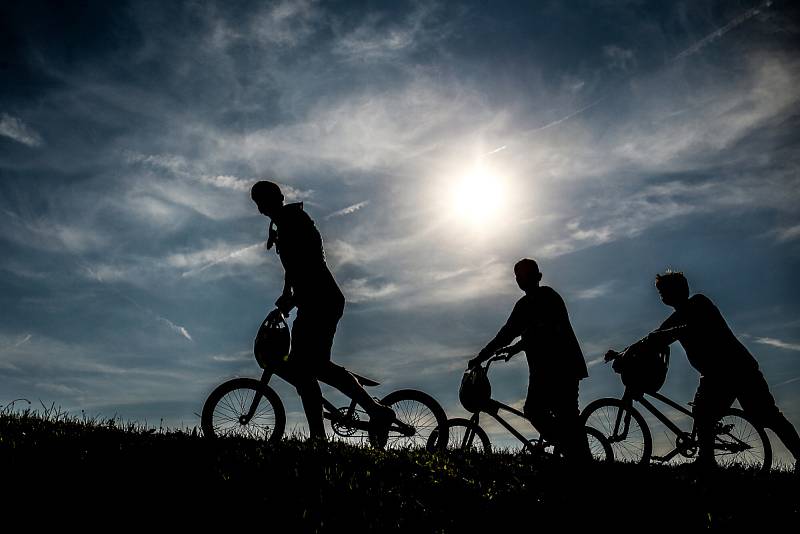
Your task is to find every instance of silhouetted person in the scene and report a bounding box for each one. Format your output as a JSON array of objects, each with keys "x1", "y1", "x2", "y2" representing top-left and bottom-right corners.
[
  {"x1": 251, "y1": 180, "x2": 394, "y2": 440},
  {"x1": 469, "y1": 259, "x2": 591, "y2": 462},
  {"x1": 631, "y1": 270, "x2": 800, "y2": 471}
]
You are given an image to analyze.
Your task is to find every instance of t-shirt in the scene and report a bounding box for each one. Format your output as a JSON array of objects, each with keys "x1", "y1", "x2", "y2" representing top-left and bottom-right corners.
[
  {"x1": 482, "y1": 286, "x2": 589, "y2": 380},
  {"x1": 274, "y1": 203, "x2": 344, "y2": 309},
  {"x1": 657, "y1": 294, "x2": 759, "y2": 377}
]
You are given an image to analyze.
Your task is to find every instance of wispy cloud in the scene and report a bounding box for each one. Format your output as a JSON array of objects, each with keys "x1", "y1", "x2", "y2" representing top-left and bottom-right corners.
[
  {"x1": 573, "y1": 282, "x2": 614, "y2": 301},
  {"x1": 755, "y1": 337, "x2": 800, "y2": 352},
  {"x1": 772, "y1": 224, "x2": 800, "y2": 243},
  {"x1": 0, "y1": 113, "x2": 44, "y2": 147},
  {"x1": 341, "y1": 278, "x2": 400, "y2": 303},
  {"x1": 326, "y1": 201, "x2": 370, "y2": 219}
]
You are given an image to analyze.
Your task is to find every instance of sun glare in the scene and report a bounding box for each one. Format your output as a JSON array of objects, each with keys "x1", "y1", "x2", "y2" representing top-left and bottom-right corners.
[{"x1": 449, "y1": 169, "x2": 506, "y2": 226}]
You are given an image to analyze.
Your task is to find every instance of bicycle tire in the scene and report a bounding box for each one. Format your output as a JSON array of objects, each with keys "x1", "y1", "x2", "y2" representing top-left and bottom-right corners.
[
  {"x1": 581, "y1": 397, "x2": 652, "y2": 465},
  {"x1": 713, "y1": 408, "x2": 772, "y2": 472},
  {"x1": 371, "y1": 389, "x2": 448, "y2": 451},
  {"x1": 428, "y1": 418, "x2": 492, "y2": 452},
  {"x1": 201, "y1": 377, "x2": 286, "y2": 443},
  {"x1": 586, "y1": 425, "x2": 614, "y2": 463}
]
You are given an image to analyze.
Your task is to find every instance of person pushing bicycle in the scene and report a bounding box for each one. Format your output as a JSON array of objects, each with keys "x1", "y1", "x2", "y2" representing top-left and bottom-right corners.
[
  {"x1": 609, "y1": 270, "x2": 800, "y2": 472},
  {"x1": 469, "y1": 258, "x2": 591, "y2": 462},
  {"x1": 251, "y1": 180, "x2": 394, "y2": 441}
]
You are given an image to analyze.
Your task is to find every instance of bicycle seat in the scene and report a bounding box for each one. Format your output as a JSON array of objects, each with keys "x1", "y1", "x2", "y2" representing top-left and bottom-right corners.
[{"x1": 352, "y1": 372, "x2": 380, "y2": 387}]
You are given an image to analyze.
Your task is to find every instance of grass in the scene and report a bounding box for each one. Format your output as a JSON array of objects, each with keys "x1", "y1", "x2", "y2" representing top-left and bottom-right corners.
[{"x1": 1, "y1": 402, "x2": 797, "y2": 531}]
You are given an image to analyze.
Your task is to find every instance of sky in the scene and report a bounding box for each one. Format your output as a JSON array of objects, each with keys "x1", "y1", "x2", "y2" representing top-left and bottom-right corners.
[{"x1": 1, "y1": 0, "x2": 799, "y2": 464}]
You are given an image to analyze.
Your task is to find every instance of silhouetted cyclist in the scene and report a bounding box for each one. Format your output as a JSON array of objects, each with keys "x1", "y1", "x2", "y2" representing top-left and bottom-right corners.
[
  {"x1": 469, "y1": 259, "x2": 591, "y2": 462},
  {"x1": 631, "y1": 270, "x2": 800, "y2": 472},
  {"x1": 251, "y1": 180, "x2": 394, "y2": 441}
]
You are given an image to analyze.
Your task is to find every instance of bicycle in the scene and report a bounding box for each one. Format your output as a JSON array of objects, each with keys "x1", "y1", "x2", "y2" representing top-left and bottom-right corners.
[
  {"x1": 428, "y1": 354, "x2": 613, "y2": 462},
  {"x1": 201, "y1": 313, "x2": 449, "y2": 451},
  {"x1": 581, "y1": 349, "x2": 772, "y2": 472}
]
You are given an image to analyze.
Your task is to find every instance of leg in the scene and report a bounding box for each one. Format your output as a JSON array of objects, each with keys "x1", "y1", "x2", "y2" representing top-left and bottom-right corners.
[
  {"x1": 738, "y1": 371, "x2": 800, "y2": 462},
  {"x1": 693, "y1": 376, "x2": 736, "y2": 466},
  {"x1": 316, "y1": 362, "x2": 388, "y2": 416}
]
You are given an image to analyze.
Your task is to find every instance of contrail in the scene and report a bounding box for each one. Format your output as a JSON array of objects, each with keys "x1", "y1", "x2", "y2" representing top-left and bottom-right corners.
[
  {"x1": 673, "y1": 0, "x2": 773, "y2": 61},
  {"x1": 84, "y1": 264, "x2": 194, "y2": 342},
  {"x1": 523, "y1": 97, "x2": 606, "y2": 134},
  {"x1": 181, "y1": 242, "x2": 264, "y2": 277},
  {"x1": 325, "y1": 201, "x2": 370, "y2": 219},
  {"x1": 484, "y1": 145, "x2": 507, "y2": 156}
]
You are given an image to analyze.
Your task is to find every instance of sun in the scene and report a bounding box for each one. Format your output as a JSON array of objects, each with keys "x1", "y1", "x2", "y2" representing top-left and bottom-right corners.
[{"x1": 449, "y1": 169, "x2": 506, "y2": 226}]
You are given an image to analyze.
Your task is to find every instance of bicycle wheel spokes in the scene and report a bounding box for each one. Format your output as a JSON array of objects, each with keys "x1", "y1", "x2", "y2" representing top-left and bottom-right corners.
[
  {"x1": 713, "y1": 411, "x2": 771, "y2": 471},
  {"x1": 582, "y1": 399, "x2": 650, "y2": 464},
  {"x1": 377, "y1": 390, "x2": 448, "y2": 451},
  {"x1": 202, "y1": 378, "x2": 286, "y2": 443},
  {"x1": 386, "y1": 399, "x2": 437, "y2": 448}
]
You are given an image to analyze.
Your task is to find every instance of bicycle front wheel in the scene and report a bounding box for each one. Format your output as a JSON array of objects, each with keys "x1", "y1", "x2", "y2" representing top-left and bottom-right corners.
[
  {"x1": 713, "y1": 408, "x2": 772, "y2": 472},
  {"x1": 373, "y1": 389, "x2": 448, "y2": 451},
  {"x1": 201, "y1": 377, "x2": 286, "y2": 443},
  {"x1": 586, "y1": 426, "x2": 614, "y2": 463},
  {"x1": 428, "y1": 418, "x2": 491, "y2": 453},
  {"x1": 581, "y1": 398, "x2": 652, "y2": 465}
]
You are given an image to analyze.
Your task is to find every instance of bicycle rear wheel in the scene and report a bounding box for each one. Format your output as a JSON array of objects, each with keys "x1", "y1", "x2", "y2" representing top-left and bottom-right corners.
[
  {"x1": 713, "y1": 408, "x2": 772, "y2": 472},
  {"x1": 581, "y1": 398, "x2": 652, "y2": 465},
  {"x1": 201, "y1": 377, "x2": 286, "y2": 443},
  {"x1": 428, "y1": 418, "x2": 491, "y2": 452},
  {"x1": 372, "y1": 389, "x2": 448, "y2": 451}
]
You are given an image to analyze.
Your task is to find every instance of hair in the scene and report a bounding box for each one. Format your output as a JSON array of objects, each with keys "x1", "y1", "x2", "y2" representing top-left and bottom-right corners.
[
  {"x1": 655, "y1": 269, "x2": 689, "y2": 299},
  {"x1": 250, "y1": 180, "x2": 284, "y2": 203},
  {"x1": 514, "y1": 258, "x2": 540, "y2": 276}
]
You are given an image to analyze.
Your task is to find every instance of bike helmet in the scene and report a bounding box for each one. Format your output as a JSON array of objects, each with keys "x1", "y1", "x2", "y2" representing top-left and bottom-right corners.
[
  {"x1": 613, "y1": 344, "x2": 670, "y2": 394},
  {"x1": 254, "y1": 310, "x2": 291, "y2": 369},
  {"x1": 459, "y1": 366, "x2": 492, "y2": 413}
]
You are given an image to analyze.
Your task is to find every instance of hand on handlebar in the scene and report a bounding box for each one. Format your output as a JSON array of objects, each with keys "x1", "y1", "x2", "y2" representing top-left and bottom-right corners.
[{"x1": 467, "y1": 356, "x2": 483, "y2": 370}]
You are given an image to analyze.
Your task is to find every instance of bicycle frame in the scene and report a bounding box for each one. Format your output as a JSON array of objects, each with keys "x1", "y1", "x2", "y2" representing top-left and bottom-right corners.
[
  {"x1": 466, "y1": 357, "x2": 557, "y2": 453},
  {"x1": 612, "y1": 388, "x2": 755, "y2": 462},
  {"x1": 239, "y1": 368, "x2": 414, "y2": 437}
]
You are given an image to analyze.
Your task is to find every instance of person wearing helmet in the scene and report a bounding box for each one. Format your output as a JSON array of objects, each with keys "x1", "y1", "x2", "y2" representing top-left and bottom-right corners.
[
  {"x1": 629, "y1": 270, "x2": 800, "y2": 472},
  {"x1": 469, "y1": 258, "x2": 591, "y2": 462},
  {"x1": 251, "y1": 180, "x2": 394, "y2": 441}
]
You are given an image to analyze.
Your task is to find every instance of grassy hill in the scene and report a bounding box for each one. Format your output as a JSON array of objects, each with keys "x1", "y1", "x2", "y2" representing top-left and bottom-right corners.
[{"x1": 1, "y1": 405, "x2": 797, "y2": 531}]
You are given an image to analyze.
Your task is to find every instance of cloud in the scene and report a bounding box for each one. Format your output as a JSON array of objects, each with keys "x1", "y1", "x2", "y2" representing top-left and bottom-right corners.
[
  {"x1": 755, "y1": 337, "x2": 800, "y2": 352},
  {"x1": 0, "y1": 113, "x2": 44, "y2": 147},
  {"x1": 573, "y1": 282, "x2": 614, "y2": 301},
  {"x1": 341, "y1": 278, "x2": 400, "y2": 303},
  {"x1": 326, "y1": 201, "x2": 370, "y2": 219},
  {"x1": 772, "y1": 224, "x2": 800, "y2": 243}
]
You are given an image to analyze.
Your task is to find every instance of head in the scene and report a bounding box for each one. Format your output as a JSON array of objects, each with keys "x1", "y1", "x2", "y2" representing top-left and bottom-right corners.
[
  {"x1": 655, "y1": 270, "x2": 689, "y2": 307},
  {"x1": 251, "y1": 180, "x2": 284, "y2": 218},
  {"x1": 514, "y1": 258, "x2": 542, "y2": 292}
]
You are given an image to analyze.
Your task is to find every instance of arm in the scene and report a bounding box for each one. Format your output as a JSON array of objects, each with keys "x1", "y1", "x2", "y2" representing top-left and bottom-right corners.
[
  {"x1": 471, "y1": 302, "x2": 525, "y2": 366},
  {"x1": 275, "y1": 271, "x2": 295, "y2": 313}
]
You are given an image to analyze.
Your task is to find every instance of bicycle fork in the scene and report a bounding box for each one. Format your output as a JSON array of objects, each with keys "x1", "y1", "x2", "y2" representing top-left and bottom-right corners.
[{"x1": 239, "y1": 369, "x2": 273, "y2": 425}]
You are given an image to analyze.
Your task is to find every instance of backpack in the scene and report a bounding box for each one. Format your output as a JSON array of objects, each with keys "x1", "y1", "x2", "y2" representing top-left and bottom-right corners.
[
  {"x1": 254, "y1": 311, "x2": 291, "y2": 369},
  {"x1": 459, "y1": 366, "x2": 492, "y2": 413},
  {"x1": 613, "y1": 344, "x2": 670, "y2": 394}
]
